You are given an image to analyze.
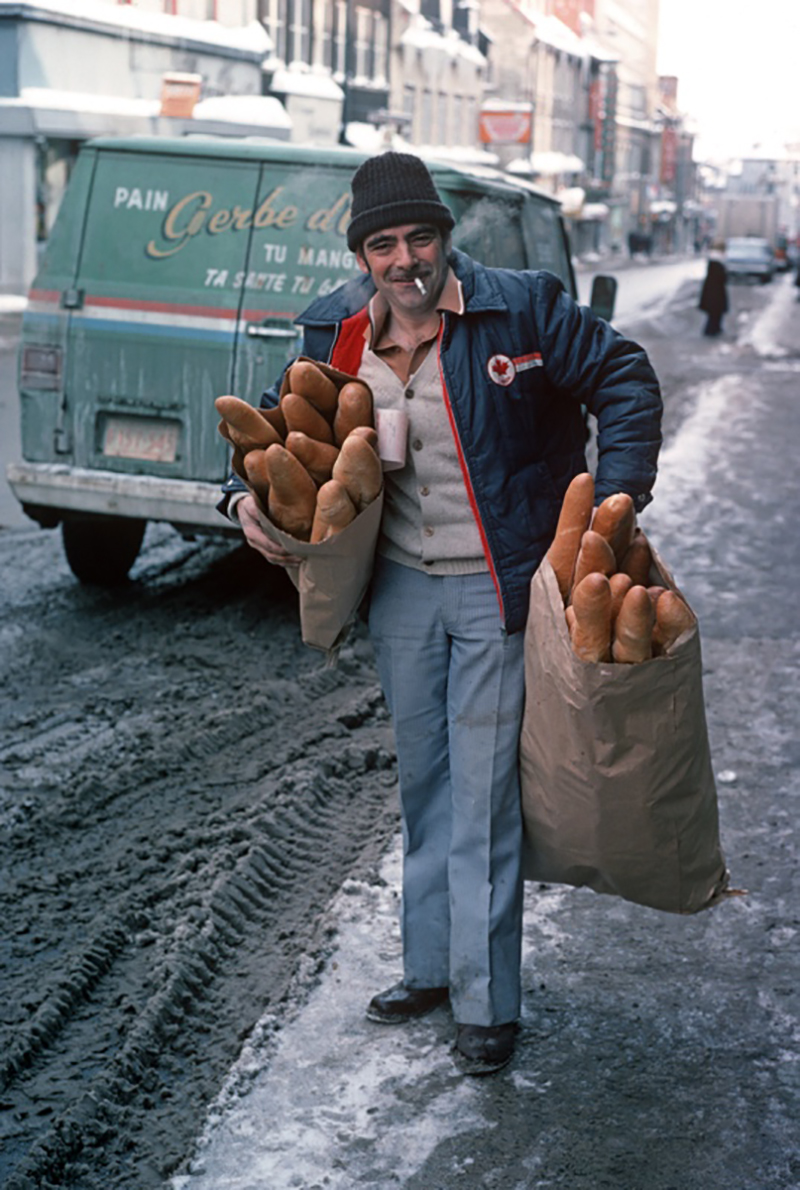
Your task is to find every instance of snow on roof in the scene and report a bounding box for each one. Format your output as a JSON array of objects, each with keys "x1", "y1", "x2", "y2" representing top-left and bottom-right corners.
[
  {"x1": 418, "y1": 144, "x2": 501, "y2": 168},
  {"x1": 481, "y1": 98, "x2": 532, "y2": 113},
  {"x1": 400, "y1": 15, "x2": 486, "y2": 67},
  {"x1": 508, "y1": 150, "x2": 584, "y2": 176},
  {"x1": 17, "y1": 86, "x2": 159, "y2": 117},
  {"x1": 8, "y1": 86, "x2": 291, "y2": 131},
  {"x1": 503, "y1": 6, "x2": 615, "y2": 62},
  {"x1": 0, "y1": 0, "x2": 270, "y2": 55},
  {"x1": 344, "y1": 122, "x2": 410, "y2": 154},
  {"x1": 193, "y1": 94, "x2": 291, "y2": 129},
  {"x1": 268, "y1": 66, "x2": 344, "y2": 101},
  {"x1": 530, "y1": 11, "x2": 585, "y2": 56}
]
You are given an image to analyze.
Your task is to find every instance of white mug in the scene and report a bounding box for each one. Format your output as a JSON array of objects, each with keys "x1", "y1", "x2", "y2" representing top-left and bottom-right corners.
[{"x1": 374, "y1": 408, "x2": 409, "y2": 471}]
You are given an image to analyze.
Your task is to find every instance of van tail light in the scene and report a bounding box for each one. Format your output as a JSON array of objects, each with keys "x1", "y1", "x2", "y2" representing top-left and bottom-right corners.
[{"x1": 20, "y1": 345, "x2": 63, "y2": 390}]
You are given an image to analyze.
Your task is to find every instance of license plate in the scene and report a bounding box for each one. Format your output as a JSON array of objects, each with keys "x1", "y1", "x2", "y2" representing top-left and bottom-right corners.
[{"x1": 102, "y1": 417, "x2": 180, "y2": 463}]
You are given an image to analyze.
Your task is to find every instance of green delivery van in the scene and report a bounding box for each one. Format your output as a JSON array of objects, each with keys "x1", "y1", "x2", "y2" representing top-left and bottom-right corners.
[{"x1": 8, "y1": 135, "x2": 597, "y2": 584}]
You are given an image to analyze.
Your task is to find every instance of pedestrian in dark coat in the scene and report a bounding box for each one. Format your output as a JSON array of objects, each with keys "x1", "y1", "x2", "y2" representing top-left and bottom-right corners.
[{"x1": 699, "y1": 241, "x2": 728, "y2": 336}]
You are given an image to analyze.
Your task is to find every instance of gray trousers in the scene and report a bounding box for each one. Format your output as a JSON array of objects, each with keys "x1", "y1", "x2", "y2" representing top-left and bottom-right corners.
[{"x1": 368, "y1": 556, "x2": 526, "y2": 1026}]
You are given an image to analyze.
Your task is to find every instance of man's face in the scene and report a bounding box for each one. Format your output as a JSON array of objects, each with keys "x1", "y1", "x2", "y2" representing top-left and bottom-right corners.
[{"x1": 356, "y1": 223, "x2": 450, "y2": 314}]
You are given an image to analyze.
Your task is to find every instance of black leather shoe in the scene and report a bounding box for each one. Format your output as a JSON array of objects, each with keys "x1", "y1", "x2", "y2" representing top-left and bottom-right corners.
[
  {"x1": 453, "y1": 1022, "x2": 517, "y2": 1075},
  {"x1": 366, "y1": 981, "x2": 449, "y2": 1024}
]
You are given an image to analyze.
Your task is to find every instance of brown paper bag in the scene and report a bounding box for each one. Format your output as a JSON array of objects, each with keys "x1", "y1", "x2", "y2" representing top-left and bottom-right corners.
[
  {"x1": 520, "y1": 550, "x2": 729, "y2": 914},
  {"x1": 252, "y1": 491, "x2": 383, "y2": 654},
  {"x1": 234, "y1": 358, "x2": 381, "y2": 654}
]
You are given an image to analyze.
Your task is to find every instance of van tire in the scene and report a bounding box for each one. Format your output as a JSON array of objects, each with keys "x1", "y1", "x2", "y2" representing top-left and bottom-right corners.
[{"x1": 62, "y1": 515, "x2": 146, "y2": 585}]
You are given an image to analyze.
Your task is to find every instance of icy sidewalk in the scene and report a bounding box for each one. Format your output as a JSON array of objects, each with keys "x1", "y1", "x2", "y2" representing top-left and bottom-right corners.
[{"x1": 168, "y1": 837, "x2": 567, "y2": 1189}]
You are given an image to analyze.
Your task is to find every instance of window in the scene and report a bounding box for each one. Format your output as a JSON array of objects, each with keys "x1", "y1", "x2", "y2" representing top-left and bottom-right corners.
[
  {"x1": 288, "y1": 0, "x2": 311, "y2": 64},
  {"x1": 452, "y1": 196, "x2": 526, "y2": 269},
  {"x1": 373, "y1": 12, "x2": 387, "y2": 84},
  {"x1": 437, "y1": 91, "x2": 448, "y2": 144},
  {"x1": 333, "y1": 0, "x2": 347, "y2": 75},
  {"x1": 403, "y1": 83, "x2": 416, "y2": 122},
  {"x1": 354, "y1": 7, "x2": 372, "y2": 79},
  {"x1": 465, "y1": 96, "x2": 476, "y2": 145},
  {"x1": 422, "y1": 89, "x2": 433, "y2": 134},
  {"x1": 262, "y1": 0, "x2": 287, "y2": 62},
  {"x1": 320, "y1": 0, "x2": 334, "y2": 68},
  {"x1": 453, "y1": 94, "x2": 463, "y2": 145}
]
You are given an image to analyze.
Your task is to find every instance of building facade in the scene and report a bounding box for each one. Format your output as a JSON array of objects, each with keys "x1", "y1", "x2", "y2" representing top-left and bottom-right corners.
[
  {"x1": 2, "y1": 0, "x2": 705, "y2": 293},
  {"x1": 0, "y1": 0, "x2": 283, "y2": 291}
]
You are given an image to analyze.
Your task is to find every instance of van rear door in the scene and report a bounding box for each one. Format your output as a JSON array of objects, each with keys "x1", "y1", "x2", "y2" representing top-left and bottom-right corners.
[
  {"x1": 65, "y1": 144, "x2": 260, "y2": 486},
  {"x1": 19, "y1": 151, "x2": 94, "y2": 468}
]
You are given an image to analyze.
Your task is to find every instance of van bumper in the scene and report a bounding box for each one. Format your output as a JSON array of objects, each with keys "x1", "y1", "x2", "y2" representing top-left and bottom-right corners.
[{"x1": 6, "y1": 461, "x2": 236, "y2": 533}]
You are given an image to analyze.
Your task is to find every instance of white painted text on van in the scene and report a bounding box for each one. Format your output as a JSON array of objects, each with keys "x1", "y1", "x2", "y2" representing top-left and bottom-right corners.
[
  {"x1": 145, "y1": 188, "x2": 352, "y2": 259},
  {"x1": 115, "y1": 187, "x2": 169, "y2": 211},
  {"x1": 297, "y1": 247, "x2": 356, "y2": 270}
]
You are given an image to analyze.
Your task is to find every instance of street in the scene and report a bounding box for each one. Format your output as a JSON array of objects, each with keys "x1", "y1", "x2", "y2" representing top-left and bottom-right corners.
[{"x1": 1, "y1": 266, "x2": 799, "y2": 1189}]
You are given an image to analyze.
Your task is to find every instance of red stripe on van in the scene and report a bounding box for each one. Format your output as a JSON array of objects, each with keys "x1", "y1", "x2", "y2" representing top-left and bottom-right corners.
[
  {"x1": 436, "y1": 323, "x2": 505, "y2": 625},
  {"x1": 85, "y1": 295, "x2": 298, "y2": 322},
  {"x1": 28, "y1": 290, "x2": 299, "y2": 324}
]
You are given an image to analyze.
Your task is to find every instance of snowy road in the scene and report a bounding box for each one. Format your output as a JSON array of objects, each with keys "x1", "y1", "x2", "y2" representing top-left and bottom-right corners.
[
  {"x1": 577, "y1": 254, "x2": 706, "y2": 326},
  {"x1": 167, "y1": 276, "x2": 800, "y2": 1190},
  {"x1": 2, "y1": 271, "x2": 798, "y2": 1190}
]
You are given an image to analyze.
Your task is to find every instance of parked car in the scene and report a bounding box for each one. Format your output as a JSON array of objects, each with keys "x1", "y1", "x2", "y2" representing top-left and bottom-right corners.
[
  {"x1": 9, "y1": 135, "x2": 614, "y2": 584},
  {"x1": 724, "y1": 237, "x2": 775, "y2": 283}
]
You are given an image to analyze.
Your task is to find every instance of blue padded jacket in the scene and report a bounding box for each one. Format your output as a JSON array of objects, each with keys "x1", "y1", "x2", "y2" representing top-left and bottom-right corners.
[{"x1": 221, "y1": 249, "x2": 663, "y2": 634}]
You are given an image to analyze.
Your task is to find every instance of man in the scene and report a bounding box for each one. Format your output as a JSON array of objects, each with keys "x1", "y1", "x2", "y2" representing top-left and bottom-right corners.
[{"x1": 224, "y1": 152, "x2": 662, "y2": 1075}]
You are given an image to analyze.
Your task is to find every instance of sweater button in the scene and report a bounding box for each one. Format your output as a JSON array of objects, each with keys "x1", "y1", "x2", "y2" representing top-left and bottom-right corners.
[
  {"x1": 424, "y1": 526, "x2": 434, "y2": 537},
  {"x1": 420, "y1": 486, "x2": 430, "y2": 497},
  {"x1": 405, "y1": 388, "x2": 415, "y2": 399},
  {"x1": 412, "y1": 438, "x2": 423, "y2": 451}
]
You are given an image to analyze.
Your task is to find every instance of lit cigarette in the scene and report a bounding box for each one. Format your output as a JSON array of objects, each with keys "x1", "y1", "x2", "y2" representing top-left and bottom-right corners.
[{"x1": 414, "y1": 277, "x2": 427, "y2": 296}]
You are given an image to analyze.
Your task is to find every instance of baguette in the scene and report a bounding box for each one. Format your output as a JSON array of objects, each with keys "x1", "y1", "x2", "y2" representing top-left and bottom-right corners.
[
  {"x1": 288, "y1": 360, "x2": 339, "y2": 418},
  {"x1": 652, "y1": 591, "x2": 695, "y2": 655},
  {"x1": 591, "y1": 492, "x2": 636, "y2": 566},
  {"x1": 547, "y1": 472, "x2": 595, "y2": 602},
  {"x1": 612, "y1": 585, "x2": 655, "y2": 664},
  {"x1": 215, "y1": 395, "x2": 283, "y2": 452},
  {"x1": 348, "y1": 425, "x2": 380, "y2": 451},
  {"x1": 260, "y1": 404, "x2": 287, "y2": 440},
  {"x1": 609, "y1": 572, "x2": 633, "y2": 625},
  {"x1": 333, "y1": 381, "x2": 373, "y2": 446},
  {"x1": 243, "y1": 449, "x2": 271, "y2": 507},
  {"x1": 570, "y1": 572, "x2": 612, "y2": 662},
  {"x1": 331, "y1": 434, "x2": 382, "y2": 511},
  {"x1": 310, "y1": 479, "x2": 357, "y2": 543},
  {"x1": 281, "y1": 392, "x2": 335, "y2": 444},
  {"x1": 619, "y1": 530, "x2": 653, "y2": 587},
  {"x1": 263, "y1": 443, "x2": 318, "y2": 540},
  {"x1": 647, "y1": 585, "x2": 667, "y2": 608},
  {"x1": 285, "y1": 431, "x2": 340, "y2": 486},
  {"x1": 572, "y1": 529, "x2": 616, "y2": 592}
]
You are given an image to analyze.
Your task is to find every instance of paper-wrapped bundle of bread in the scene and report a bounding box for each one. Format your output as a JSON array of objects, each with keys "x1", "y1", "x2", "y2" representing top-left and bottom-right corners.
[
  {"x1": 548, "y1": 473, "x2": 695, "y2": 664},
  {"x1": 215, "y1": 360, "x2": 381, "y2": 543}
]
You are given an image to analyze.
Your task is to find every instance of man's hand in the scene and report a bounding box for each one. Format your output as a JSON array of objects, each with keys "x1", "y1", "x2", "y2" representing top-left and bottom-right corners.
[{"x1": 237, "y1": 495, "x2": 302, "y2": 567}]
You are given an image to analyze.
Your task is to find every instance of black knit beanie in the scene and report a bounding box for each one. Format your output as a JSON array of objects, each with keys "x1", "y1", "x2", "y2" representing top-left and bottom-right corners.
[{"x1": 346, "y1": 152, "x2": 455, "y2": 252}]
